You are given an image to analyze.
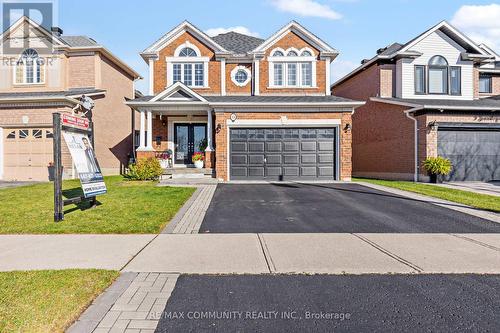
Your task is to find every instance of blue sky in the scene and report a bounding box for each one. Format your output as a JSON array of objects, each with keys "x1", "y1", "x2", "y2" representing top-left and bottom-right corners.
[{"x1": 55, "y1": 0, "x2": 500, "y2": 93}]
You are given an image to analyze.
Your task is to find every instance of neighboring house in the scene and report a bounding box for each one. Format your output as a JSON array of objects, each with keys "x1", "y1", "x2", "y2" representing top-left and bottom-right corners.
[
  {"x1": 126, "y1": 21, "x2": 362, "y2": 181},
  {"x1": 332, "y1": 21, "x2": 500, "y2": 182},
  {"x1": 0, "y1": 16, "x2": 140, "y2": 181}
]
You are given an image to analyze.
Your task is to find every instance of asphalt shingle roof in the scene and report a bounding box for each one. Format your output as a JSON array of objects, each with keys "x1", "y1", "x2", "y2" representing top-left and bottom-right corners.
[
  {"x1": 0, "y1": 88, "x2": 105, "y2": 99},
  {"x1": 377, "y1": 97, "x2": 500, "y2": 109},
  {"x1": 59, "y1": 36, "x2": 99, "y2": 47},
  {"x1": 212, "y1": 31, "x2": 264, "y2": 54}
]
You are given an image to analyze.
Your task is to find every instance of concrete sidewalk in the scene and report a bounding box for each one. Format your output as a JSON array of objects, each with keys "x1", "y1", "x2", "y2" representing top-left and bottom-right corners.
[
  {"x1": 0, "y1": 235, "x2": 155, "y2": 271},
  {"x1": 123, "y1": 233, "x2": 500, "y2": 274}
]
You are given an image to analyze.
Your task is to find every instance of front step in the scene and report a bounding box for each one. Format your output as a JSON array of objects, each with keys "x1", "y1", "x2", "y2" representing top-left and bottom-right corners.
[{"x1": 162, "y1": 168, "x2": 214, "y2": 179}]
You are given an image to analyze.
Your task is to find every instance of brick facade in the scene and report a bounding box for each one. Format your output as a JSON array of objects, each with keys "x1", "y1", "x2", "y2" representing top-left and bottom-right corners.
[
  {"x1": 214, "y1": 111, "x2": 352, "y2": 181},
  {"x1": 226, "y1": 63, "x2": 252, "y2": 95}
]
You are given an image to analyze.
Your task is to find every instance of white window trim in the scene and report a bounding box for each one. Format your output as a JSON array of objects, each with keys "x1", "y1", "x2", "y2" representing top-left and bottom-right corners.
[
  {"x1": 268, "y1": 60, "x2": 316, "y2": 88},
  {"x1": 173, "y1": 41, "x2": 202, "y2": 57},
  {"x1": 13, "y1": 57, "x2": 45, "y2": 85},
  {"x1": 267, "y1": 47, "x2": 317, "y2": 88},
  {"x1": 230, "y1": 66, "x2": 251, "y2": 87},
  {"x1": 166, "y1": 56, "x2": 209, "y2": 88}
]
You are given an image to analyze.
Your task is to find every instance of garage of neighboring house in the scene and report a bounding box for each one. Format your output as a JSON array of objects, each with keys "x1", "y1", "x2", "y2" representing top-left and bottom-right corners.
[
  {"x1": 229, "y1": 127, "x2": 337, "y2": 181},
  {"x1": 437, "y1": 123, "x2": 500, "y2": 182}
]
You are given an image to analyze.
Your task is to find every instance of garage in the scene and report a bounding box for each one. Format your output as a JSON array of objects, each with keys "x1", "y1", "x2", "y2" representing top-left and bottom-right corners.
[
  {"x1": 437, "y1": 124, "x2": 500, "y2": 182},
  {"x1": 2, "y1": 127, "x2": 54, "y2": 181},
  {"x1": 229, "y1": 127, "x2": 337, "y2": 181}
]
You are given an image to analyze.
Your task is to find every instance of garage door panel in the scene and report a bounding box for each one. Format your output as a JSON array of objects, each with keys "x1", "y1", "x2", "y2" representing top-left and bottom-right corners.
[
  {"x1": 231, "y1": 155, "x2": 247, "y2": 165},
  {"x1": 266, "y1": 142, "x2": 282, "y2": 152},
  {"x1": 438, "y1": 129, "x2": 500, "y2": 181},
  {"x1": 229, "y1": 127, "x2": 336, "y2": 181}
]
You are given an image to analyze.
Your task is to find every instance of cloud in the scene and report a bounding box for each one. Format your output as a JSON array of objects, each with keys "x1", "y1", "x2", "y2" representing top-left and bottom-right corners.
[
  {"x1": 451, "y1": 4, "x2": 500, "y2": 52},
  {"x1": 205, "y1": 26, "x2": 260, "y2": 37},
  {"x1": 270, "y1": 0, "x2": 342, "y2": 20},
  {"x1": 331, "y1": 59, "x2": 358, "y2": 83}
]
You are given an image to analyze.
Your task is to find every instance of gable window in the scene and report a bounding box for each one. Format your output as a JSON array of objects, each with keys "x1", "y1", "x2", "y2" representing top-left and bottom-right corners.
[
  {"x1": 167, "y1": 43, "x2": 208, "y2": 88},
  {"x1": 15, "y1": 49, "x2": 44, "y2": 84},
  {"x1": 428, "y1": 56, "x2": 448, "y2": 94},
  {"x1": 479, "y1": 74, "x2": 492, "y2": 93},
  {"x1": 269, "y1": 47, "x2": 316, "y2": 88},
  {"x1": 415, "y1": 65, "x2": 426, "y2": 94}
]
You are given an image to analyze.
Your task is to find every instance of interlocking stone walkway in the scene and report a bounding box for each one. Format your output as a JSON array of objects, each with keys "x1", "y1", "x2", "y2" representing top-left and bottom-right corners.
[
  {"x1": 69, "y1": 272, "x2": 179, "y2": 333},
  {"x1": 163, "y1": 185, "x2": 217, "y2": 234}
]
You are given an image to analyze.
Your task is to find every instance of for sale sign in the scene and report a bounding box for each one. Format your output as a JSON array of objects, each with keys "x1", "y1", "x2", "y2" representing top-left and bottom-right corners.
[
  {"x1": 62, "y1": 113, "x2": 89, "y2": 130},
  {"x1": 62, "y1": 130, "x2": 107, "y2": 198}
]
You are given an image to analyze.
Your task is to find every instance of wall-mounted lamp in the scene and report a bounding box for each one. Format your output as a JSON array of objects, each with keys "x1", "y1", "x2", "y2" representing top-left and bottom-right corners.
[
  {"x1": 216, "y1": 123, "x2": 222, "y2": 133},
  {"x1": 343, "y1": 123, "x2": 352, "y2": 132},
  {"x1": 428, "y1": 121, "x2": 438, "y2": 131}
]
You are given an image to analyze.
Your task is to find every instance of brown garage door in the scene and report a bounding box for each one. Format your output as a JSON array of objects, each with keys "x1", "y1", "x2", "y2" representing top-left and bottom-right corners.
[{"x1": 3, "y1": 128, "x2": 54, "y2": 181}]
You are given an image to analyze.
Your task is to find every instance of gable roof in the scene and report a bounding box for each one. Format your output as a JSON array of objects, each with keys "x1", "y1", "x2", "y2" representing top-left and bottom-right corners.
[
  {"x1": 150, "y1": 82, "x2": 208, "y2": 103},
  {"x1": 59, "y1": 35, "x2": 100, "y2": 47},
  {"x1": 251, "y1": 21, "x2": 338, "y2": 57},
  {"x1": 141, "y1": 20, "x2": 230, "y2": 60},
  {"x1": 332, "y1": 20, "x2": 493, "y2": 88},
  {"x1": 212, "y1": 32, "x2": 264, "y2": 54}
]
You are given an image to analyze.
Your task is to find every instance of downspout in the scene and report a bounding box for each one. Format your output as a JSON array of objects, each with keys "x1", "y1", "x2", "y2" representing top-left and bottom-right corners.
[{"x1": 404, "y1": 107, "x2": 423, "y2": 182}]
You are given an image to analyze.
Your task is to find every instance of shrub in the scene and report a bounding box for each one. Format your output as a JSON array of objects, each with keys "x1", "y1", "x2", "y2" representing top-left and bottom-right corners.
[
  {"x1": 127, "y1": 157, "x2": 163, "y2": 180},
  {"x1": 423, "y1": 156, "x2": 452, "y2": 176}
]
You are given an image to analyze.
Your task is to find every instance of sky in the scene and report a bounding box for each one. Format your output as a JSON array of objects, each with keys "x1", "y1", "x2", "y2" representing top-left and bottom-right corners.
[{"x1": 52, "y1": 0, "x2": 500, "y2": 93}]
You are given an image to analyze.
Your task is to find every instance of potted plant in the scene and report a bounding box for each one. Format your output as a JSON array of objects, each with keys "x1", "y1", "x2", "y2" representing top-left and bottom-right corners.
[
  {"x1": 423, "y1": 156, "x2": 452, "y2": 183},
  {"x1": 192, "y1": 152, "x2": 204, "y2": 169}
]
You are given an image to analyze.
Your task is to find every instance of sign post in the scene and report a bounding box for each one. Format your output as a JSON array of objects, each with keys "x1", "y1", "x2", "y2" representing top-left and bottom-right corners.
[{"x1": 52, "y1": 112, "x2": 106, "y2": 222}]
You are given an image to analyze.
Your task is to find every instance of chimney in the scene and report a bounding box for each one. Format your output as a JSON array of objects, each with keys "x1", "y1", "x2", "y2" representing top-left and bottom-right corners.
[{"x1": 51, "y1": 27, "x2": 63, "y2": 37}]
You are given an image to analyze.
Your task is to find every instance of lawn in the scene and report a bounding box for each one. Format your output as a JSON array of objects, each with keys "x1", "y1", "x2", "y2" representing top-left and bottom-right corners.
[
  {"x1": 0, "y1": 176, "x2": 195, "y2": 234},
  {"x1": 0, "y1": 269, "x2": 118, "y2": 333},
  {"x1": 355, "y1": 178, "x2": 500, "y2": 213}
]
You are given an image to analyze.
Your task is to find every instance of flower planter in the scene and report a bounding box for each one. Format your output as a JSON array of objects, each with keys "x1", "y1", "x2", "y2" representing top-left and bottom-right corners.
[
  {"x1": 194, "y1": 160, "x2": 204, "y2": 169},
  {"x1": 429, "y1": 174, "x2": 443, "y2": 184}
]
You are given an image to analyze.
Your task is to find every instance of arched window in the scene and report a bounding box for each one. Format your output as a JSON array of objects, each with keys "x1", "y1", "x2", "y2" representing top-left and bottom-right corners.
[
  {"x1": 178, "y1": 47, "x2": 197, "y2": 57},
  {"x1": 272, "y1": 50, "x2": 284, "y2": 57},
  {"x1": 15, "y1": 49, "x2": 44, "y2": 84},
  {"x1": 287, "y1": 50, "x2": 298, "y2": 56},
  {"x1": 301, "y1": 50, "x2": 312, "y2": 56},
  {"x1": 428, "y1": 55, "x2": 448, "y2": 94}
]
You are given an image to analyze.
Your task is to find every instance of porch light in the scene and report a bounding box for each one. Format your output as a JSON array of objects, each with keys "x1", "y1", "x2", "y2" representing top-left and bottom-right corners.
[
  {"x1": 428, "y1": 121, "x2": 438, "y2": 131},
  {"x1": 343, "y1": 123, "x2": 352, "y2": 132}
]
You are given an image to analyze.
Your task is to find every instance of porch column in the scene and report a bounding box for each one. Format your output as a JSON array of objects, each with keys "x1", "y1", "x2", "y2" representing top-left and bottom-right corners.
[
  {"x1": 138, "y1": 110, "x2": 146, "y2": 149},
  {"x1": 206, "y1": 109, "x2": 214, "y2": 151},
  {"x1": 146, "y1": 110, "x2": 153, "y2": 150},
  {"x1": 205, "y1": 109, "x2": 215, "y2": 169}
]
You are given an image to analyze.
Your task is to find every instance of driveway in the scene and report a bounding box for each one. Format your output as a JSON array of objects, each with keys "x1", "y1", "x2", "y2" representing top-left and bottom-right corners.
[
  {"x1": 439, "y1": 181, "x2": 500, "y2": 197},
  {"x1": 155, "y1": 274, "x2": 500, "y2": 332},
  {"x1": 200, "y1": 183, "x2": 500, "y2": 233}
]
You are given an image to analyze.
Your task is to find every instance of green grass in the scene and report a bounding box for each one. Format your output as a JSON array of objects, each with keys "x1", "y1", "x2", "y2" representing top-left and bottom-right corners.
[
  {"x1": 354, "y1": 178, "x2": 500, "y2": 213},
  {"x1": 0, "y1": 176, "x2": 195, "y2": 234},
  {"x1": 0, "y1": 269, "x2": 118, "y2": 333}
]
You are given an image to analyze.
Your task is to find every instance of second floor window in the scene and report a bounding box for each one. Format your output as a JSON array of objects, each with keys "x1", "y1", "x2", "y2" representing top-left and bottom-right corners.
[
  {"x1": 15, "y1": 49, "x2": 44, "y2": 84},
  {"x1": 414, "y1": 55, "x2": 461, "y2": 96},
  {"x1": 170, "y1": 46, "x2": 206, "y2": 87},
  {"x1": 270, "y1": 48, "x2": 315, "y2": 88},
  {"x1": 479, "y1": 74, "x2": 492, "y2": 93}
]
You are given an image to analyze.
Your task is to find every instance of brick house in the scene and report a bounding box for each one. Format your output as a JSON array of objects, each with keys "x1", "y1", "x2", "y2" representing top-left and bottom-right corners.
[
  {"x1": 0, "y1": 16, "x2": 140, "y2": 181},
  {"x1": 332, "y1": 21, "x2": 500, "y2": 182},
  {"x1": 127, "y1": 21, "x2": 363, "y2": 182}
]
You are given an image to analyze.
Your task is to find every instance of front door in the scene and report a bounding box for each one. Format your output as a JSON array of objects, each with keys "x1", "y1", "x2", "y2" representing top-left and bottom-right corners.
[{"x1": 174, "y1": 124, "x2": 207, "y2": 165}]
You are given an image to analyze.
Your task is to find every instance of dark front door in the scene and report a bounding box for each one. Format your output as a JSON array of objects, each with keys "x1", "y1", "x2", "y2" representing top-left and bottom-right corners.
[{"x1": 174, "y1": 124, "x2": 207, "y2": 165}]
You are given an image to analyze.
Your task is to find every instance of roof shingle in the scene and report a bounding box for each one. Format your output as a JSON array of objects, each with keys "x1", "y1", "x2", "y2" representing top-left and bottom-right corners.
[{"x1": 211, "y1": 32, "x2": 264, "y2": 54}]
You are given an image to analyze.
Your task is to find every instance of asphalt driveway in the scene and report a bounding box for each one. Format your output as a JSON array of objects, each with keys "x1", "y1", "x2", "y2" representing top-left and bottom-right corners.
[
  {"x1": 155, "y1": 274, "x2": 500, "y2": 332},
  {"x1": 199, "y1": 183, "x2": 500, "y2": 233}
]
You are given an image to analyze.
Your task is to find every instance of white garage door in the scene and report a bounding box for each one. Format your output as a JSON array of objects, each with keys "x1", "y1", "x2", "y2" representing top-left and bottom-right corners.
[{"x1": 3, "y1": 128, "x2": 54, "y2": 181}]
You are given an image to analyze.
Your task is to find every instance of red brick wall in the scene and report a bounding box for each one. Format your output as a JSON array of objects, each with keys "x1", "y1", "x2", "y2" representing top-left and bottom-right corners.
[
  {"x1": 332, "y1": 63, "x2": 380, "y2": 100},
  {"x1": 214, "y1": 111, "x2": 352, "y2": 181},
  {"x1": 259, "y1": 31, "x2": 326, "y2": 95},
  {"x1": 226, "y1": 63, "x2": 252, "y2": 95}
]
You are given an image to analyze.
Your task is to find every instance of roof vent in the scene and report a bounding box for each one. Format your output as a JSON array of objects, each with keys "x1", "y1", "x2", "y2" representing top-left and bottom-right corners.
[
  {"x1": 361, "y1": 59, "x2": 370, "y2": 64},
  {"x1": 51, "y1": 27, "x2": 63, "y2": 37},
  {"x1": 376, "y1": 47, "x2": 387, "y2": 55}
]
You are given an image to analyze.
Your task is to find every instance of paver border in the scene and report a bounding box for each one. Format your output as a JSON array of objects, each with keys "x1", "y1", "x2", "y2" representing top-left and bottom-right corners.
[{"x1": 162, "y1": 186, "x2": 203, "y2": 234}]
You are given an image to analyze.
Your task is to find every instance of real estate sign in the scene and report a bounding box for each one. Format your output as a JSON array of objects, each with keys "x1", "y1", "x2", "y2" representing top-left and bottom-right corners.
[{"x1": 61, "y1": 114, "x2": 107, "y2": 198}]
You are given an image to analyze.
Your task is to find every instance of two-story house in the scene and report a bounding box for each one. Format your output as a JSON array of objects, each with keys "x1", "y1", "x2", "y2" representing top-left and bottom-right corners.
[
  {"x1": 0, "y1": 16, "x2": 140, "y2": 181},
  {"x1": 126, "y1": 21, "x2": 363, "y2": 181},
  {"x1": 332, "y1": 21, "x2": 500, "y2": 182}
]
